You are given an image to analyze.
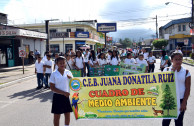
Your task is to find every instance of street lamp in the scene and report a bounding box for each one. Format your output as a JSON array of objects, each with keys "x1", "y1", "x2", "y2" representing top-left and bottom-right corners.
[
  {"x1": 45, "y1": 19, "x2": 59, "y2": 52},
  {"x1": 165, "y1": 2, "x2": 191, "y2": 8}
]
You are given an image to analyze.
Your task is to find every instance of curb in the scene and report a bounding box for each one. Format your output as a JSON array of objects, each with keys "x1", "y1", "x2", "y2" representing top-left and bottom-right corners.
[
  {"x1": 182, "y1": 62, "x2": 194, "y2": 67},
  {"x1": 0, "y1": 75, "x2": 36, "y2": 89}
]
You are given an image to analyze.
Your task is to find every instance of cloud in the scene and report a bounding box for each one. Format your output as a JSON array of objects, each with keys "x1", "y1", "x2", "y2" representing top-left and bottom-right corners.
[{"x1": 2, "y1": 0, "x2": 110, "y2": 24}]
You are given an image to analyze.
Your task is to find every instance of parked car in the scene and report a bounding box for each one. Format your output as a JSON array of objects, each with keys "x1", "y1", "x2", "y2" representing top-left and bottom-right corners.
[{"x1": 152, "y1": 50, "x2": 161, "y2": 59}]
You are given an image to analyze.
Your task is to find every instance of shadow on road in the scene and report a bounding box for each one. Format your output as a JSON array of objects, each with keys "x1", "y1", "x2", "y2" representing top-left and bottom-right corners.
[{"x1": 8, "y1": 88, "x2": 53, "y2": 102}]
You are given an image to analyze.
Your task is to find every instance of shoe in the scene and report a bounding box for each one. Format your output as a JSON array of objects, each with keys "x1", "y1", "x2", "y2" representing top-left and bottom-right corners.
[
  {"x1": 36, "y1": 87, "x2": 41, "y2": 90},
  {"x1": 44, "y1": 86, "x2": 50, "y2": 89}
]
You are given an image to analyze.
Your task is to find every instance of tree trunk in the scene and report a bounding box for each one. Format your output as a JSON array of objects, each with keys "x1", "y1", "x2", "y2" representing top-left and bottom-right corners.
[{"x1": 167, "y1": 109, "x2": 169, "y2": 116}]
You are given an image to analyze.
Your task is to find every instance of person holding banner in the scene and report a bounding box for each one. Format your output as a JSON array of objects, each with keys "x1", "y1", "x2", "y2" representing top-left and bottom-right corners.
[
  {"x1": 147, "y1": 51, "x2": 156, "y2": 73},
  {"x1": 124, "y1": 52, "x2": 136, "y2": 65},
  {"x1": 162, "y1": 52, "x2": 191, "y2": 126},
  {"x1": 74, "y1": 50, "x2": 85, "y2": 77},
  {"x1": 106, "y1": 50, "x2": 112, "y2": 64},
  {"x1": 49, "y1": 56, "x2": 73, "y2": 126},
  {"x1": 110, "y1": 50, "x2": 120, "y2": 66},
  {"x1": 136, "y1": 54, "x2": 148, "y2": 73},
  {"x1": 88, "y1": 50, "x2": 98, "y2": 67},
  {"x1": 97, "y1": 53, "x2": 107, "y2": 66},
  {"x1": 160, "y1": 50, "x2": 169, "y2": 71},
  {"x1": 65, "y1": 54, "x2": 74, "y2": 70}
]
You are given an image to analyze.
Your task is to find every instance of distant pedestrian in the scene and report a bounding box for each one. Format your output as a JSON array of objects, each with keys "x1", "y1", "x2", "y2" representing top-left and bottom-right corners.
[
  {"x1": 160, "y1": 50, "x2": 169, "y2": 71},
  {"x1": 73, "y1": 50, "x2": 85, "y2": 77},
  {"x1": 35, "y1": 55, "x2": 44, "y2": 89},
  {"x1": 49, "y1": 56, "x2": 73, "y2": 126},
  {"x1": 43, "y1": 54, "x2": 52, "y2": 89},
  {"x1": 147, "y1": 51, "x2": 156, "y2": 73},
  {"x1": 124, "y1": 52, "x2": 136, "y2": 65}
]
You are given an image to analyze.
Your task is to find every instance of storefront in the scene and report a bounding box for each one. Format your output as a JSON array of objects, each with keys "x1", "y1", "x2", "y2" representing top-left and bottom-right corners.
[{"x1": 0, "y1": 28, "x2": 47, "y2": 67}]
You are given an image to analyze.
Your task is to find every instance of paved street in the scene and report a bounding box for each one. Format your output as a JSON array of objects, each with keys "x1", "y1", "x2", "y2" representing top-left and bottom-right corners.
[{"x1": 0, "y1": 59, "x2": 194, "y2": 126}]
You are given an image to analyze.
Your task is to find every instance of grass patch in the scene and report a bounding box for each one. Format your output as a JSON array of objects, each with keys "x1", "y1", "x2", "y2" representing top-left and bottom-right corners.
[
  {"x1": 183, "y1": 59, "x2": 194, "y2": 65},
  {"x1": 0, "y1": 83, "x2": 5, "y2": 85}
]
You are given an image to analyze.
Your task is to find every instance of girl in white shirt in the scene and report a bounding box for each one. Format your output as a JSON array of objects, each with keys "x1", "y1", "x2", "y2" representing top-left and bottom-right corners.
[
  {"x1": 136, "y1": 54, "x2": 148, "y2": 73},
  {"x1": 162, "y1": 52, "x2": 191, "y2": 126},
  {"x1": 110, "y1": 50, "x2": 120, "y2": 66},
  {"x1": 124, "y1": 52, "x2": 136, "y2": 65},
  {"x1": 65, "y1": 54, "x2": 74, "y2": 70},
  {"x1": 160, "y1": 50, "x2": 169, "y2": 71},
  {"x1": 97, "y1": 53, "x2": 107, "y2": 66},
  {"x1": 88, "y1": 50, "x2": 98, "y2": 67},
  {"x1": 49, "y1": 56, "x2": 73, "y2": 126},
  {"x1": 73, "y1": 50, "x2": 85, "y2": 77},
  {"x1": 147, "y1": 51, "x2": 156, "y2": 73},
  {"x1": 107, "y1": 50, "x2": 113, "y2": 64}
]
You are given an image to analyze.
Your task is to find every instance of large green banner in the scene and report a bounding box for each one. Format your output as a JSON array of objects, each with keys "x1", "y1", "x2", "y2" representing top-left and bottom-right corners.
[
  {"x1": 120, "y1": 62, "x2": 146, "y2": 75},
  {"x1": 70, "y1": 72, "x2": 179, "y2": 119}
]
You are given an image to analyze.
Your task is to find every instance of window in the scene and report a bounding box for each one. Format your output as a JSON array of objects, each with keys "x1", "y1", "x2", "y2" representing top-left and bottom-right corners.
[
  {"x1": 67, "y1": 29, "x2": 71, "y2": 32},
  {"x1": 49, "y1": 29, "x2": 57, "y2": 33},
  {"x1": 65, "y1": 44, "x2": 73, "y2": 53},
  {"x1": 178, "y1": 25, "x2": 181, "y2": 32},
  {"x1": 76, "y1": 28, "x2": 84, "y2": 32},
  {"x1": 90, "y1": 45, "x2": 93, "y2": 50},
  {"x1": 183, "y1": 25, "x2": 186, "y2": 31},
  {"x1": 50, "y1": 44, "x2": 59, "y2": 54}
]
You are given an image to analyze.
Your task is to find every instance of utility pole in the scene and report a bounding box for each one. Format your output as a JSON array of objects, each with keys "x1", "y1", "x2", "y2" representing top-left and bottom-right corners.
[
  {"x1": 45, "y1": 20, "x2": 49, "y2": 52},
  {"x1": 156, "y1": 15, "x2": 158, "y2": 39},
  {"x1": 45, "y1": 19, "x2": 59, "y2": 52},
  {"x1": 192, "y1": 0, "x2": 194, "y2": 53}
]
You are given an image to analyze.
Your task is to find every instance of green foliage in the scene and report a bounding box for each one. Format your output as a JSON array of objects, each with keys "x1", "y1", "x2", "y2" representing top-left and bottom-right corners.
[
  {"x1": 152, "y1": 39, "x2": 168, "y2": 49},
  {"x1": 119, "y1": 38, "x2": 132, "y2": 48},
  {"x1": 160, "y1": 84, "x2": 176, "y2": 116}
]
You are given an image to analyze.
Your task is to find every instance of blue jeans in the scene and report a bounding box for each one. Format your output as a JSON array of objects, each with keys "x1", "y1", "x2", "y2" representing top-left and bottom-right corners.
[
  {"x1": 37, "y1": 73, "x2": 43, "y2": 87},
  {"x1": 45, "y1": 73, "x2": 51, "y2": 87}
]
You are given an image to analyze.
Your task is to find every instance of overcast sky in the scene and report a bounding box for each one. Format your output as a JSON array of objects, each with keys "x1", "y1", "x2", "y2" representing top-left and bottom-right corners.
[{"x1": 0, "y1": 0, "x2": 192, "y2": 41}]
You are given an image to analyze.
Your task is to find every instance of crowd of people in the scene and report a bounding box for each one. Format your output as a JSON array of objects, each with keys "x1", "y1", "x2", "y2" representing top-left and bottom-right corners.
[{"x1": 33, "y1": 47, "x2": 190, "y2": 126}]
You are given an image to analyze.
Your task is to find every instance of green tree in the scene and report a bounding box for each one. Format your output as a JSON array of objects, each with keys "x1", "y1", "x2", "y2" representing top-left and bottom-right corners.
[
  {"x1": 152, "y1": 39, "x2": 168, "y2": 49},
  {"x1": 119, "y1": 38, "x2": 132, "y2": 48},
  {"x1": 160, "y1": 84, "x2": 176, "y2": 116}
]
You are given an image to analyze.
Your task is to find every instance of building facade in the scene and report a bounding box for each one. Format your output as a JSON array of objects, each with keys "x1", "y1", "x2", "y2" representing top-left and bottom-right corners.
[
  {"x1": 16, "y1": 21, "x2": 105, "y2": 55},
  {"x1": 0, "y1": 25, "x2": 47, "y2": 67},
  {"x1": 159, "y1": 17, "x2": 192, "y2": 51}
]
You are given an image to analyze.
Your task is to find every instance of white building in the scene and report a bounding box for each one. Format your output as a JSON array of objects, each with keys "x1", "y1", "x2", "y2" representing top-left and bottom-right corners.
[{"x1": 16, "y1": 21, "x2": 105, "y2": 54}]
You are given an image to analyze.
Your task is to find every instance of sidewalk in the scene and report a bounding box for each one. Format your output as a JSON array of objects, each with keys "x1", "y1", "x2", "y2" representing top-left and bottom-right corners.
[{"x1": 0, "y1": 64, "x2": 36, "y2": 85}]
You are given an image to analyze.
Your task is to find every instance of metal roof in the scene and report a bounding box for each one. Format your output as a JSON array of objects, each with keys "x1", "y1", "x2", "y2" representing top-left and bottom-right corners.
[{"x1": 162, "y1": 17, "x2": 191, "y2": 29}]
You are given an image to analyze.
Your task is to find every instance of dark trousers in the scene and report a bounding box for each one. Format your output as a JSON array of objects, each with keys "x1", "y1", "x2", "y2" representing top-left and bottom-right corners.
[
  {"x1": 45, "y1": 73, "x2": 51, "y2": 87},
  {"x1": 148, "y1": 64, "x2": 155, "y2": 73},
  {"x1": 37, "y1": 73, "x2": 43, "y2": 87},
  {"x1": 161, "y1": 67, "x2": 165, "y2": 72},
  {"x1": 162, "y1": 99, "x2": 185, "y2": 126},
  {"x1": 85, "y1": 62, "x2": 89, "y2": 77}
]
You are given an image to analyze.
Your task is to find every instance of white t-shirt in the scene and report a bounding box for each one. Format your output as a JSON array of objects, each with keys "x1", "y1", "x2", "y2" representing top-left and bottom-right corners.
[
  {"x1": 143, "y1": 52, "x2": 149, "y2": 60},
  {"x1": 49, "y1": 69, "x2": 73, "y2": 93},
  {"x1": 164, "y1": 66, "x2": 191, "y2": 99},
  {"x1": 84, "y1": 52, "x2": 90, "y2": 63},
  {"x1": 107, "y1": 54, "x2": 111, "y2": 63},
  {"x1": 66, "y1": 59, "x2": 74, "y2": 70},
  {"x1": 44, "y1": 60, "x2": 53, "y2": 73},
  {"x1": 75, "y1": 57, "x2": 84, "y2": 69},
  {"x1": 98, "y1": 59, "x2": 107, "y2": 66},
  {"x1": 42, "y1": 55, "x2": 48, "y2": 63},
  {"x1": 35, "y1": 61, "x2": 44, "y2": 73},
  {"x1": 110, "y1": 57, "x2": 121, "y2": 65},
  {"x1": 124, "y1": 58, "x2": 136, "y2": 65},
  {"x1": 136, "y1": 59, "x2": 148, "y2": 66},
  {"x1": 120, "y1": 53, "x2": 126, "y2": 57},
  {"x1": 89, "y1": 58, "x2": 97, "y2": 66},
  {"x1": 147, "y1": 56, "x2": 156, "y2": 63}
]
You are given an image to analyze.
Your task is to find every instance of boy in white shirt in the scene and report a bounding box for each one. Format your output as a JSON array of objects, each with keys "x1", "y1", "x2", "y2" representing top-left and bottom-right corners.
[
  {"x1": 136, "y1": 54, "x2": 148, "y2": 73},
  {"x1": 43, "y1": 54, "x2": 53, "y2": 89},
  {"x1": 35, "y1": 56, "x2": 44, "y2": 89}
]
